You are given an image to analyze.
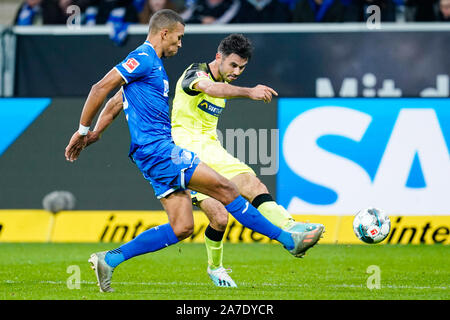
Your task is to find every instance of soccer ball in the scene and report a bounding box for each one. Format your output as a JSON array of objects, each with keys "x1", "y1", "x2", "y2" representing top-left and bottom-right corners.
[{"x1": 353, "y1": 207, "x2": 391, "y2": 244}]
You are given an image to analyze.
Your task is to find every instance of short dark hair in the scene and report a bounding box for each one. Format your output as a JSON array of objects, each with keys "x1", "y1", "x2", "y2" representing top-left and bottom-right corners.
[
  {"x1": 218, "y1": 34, "x2": 253, "y2": 60},
  {"x1": 149, "y1": 9, "x2": 185, "y2": 34}
]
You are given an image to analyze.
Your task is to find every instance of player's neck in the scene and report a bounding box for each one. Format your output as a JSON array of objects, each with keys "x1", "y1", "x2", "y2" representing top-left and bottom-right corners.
[
  {"x1": 147, "y1": 36, "x2": 163, "y2": 58},
  {"x1": 208, "y1": 61, "x2": 223, "y2": 82}
]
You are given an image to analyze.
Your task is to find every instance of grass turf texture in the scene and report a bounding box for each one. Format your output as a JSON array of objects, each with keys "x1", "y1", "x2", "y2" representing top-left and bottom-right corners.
[{"x1": 0, "y1": 243, "x2": 448, "y2": 300}]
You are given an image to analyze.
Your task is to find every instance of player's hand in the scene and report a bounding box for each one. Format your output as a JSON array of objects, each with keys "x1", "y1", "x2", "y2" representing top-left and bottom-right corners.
[
  {"x1": 86, "y1": 130, "x2": 100, "y2": 147},
  {"x1": 65, "y1": 131, "x2": 88, "y2": 162},
  {"x1": 249, "y1": 85, "x2": 278, "y2": 103}
]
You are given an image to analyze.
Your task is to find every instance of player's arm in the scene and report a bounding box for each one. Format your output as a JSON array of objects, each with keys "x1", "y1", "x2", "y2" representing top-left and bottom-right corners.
[
  {"x1": 193, "y1": 80, "x2": 278, "y2": 103},
  {"x1": 86, "y1": 89, "x2": 124, "y2": 147},
  {"x1": 79, "y1": 68, "x2": 125, "y2": 128},
  {"x1": 65, "y1": 68, "x2": 125, "y2": 162}
]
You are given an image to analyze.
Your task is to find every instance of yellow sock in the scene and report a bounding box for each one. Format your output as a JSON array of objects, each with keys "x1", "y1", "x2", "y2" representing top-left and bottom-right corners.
[
  {"x1": 204, "y1": 236, "x2": 223, "y2": 269},
  {"x1": 257, "y1": 201, "x2": 294, "y2": 229}
]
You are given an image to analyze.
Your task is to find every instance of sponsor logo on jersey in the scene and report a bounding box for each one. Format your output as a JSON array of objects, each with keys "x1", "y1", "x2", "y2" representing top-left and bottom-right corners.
[
  {"x1": 122, "y1": 58, "x2": 140, "y2": 73},
  {"x1": 196, "y1": 71, "x2": 209, "y2": 78},
  {"x1": 197, "y1": 100, "x2": 223, "y2": 117}
]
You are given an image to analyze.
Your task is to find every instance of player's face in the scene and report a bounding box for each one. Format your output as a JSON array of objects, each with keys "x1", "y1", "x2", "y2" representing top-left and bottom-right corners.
[
  {"x1": 162, "y1": 22, "x2": 184, "y2": 58},
  {"x1": 218, "y1": 53, "x2": 248, "y2": 83}
]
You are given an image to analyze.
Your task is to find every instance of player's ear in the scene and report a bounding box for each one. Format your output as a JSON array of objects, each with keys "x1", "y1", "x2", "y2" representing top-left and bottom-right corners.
[
  {"x1": 215, "y1": 52, "x2": 222, "y2": 62},
  {"x1": 161, "y1": 28, "x2": 169, "y2": 39}
]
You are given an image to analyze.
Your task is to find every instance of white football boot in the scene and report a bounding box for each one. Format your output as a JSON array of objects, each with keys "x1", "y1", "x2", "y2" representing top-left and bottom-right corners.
[
  {"x1": 88, "y1": 251, "x2": 115, "y2": 292},
  {"x1": 207, "y1": 266, "x2": 237, "y2": 288}
]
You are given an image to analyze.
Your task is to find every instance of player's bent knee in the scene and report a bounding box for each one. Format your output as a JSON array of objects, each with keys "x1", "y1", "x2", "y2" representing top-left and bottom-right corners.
[
  {"x1": 256, "y1": 179, "x2": 269, "y2": 193},
  {"x1": 213, "y1": 212, "x2": 229, "y2": 231},
  {"x1": 172, "y1": 223, "x2": 194, "y2": 240},
  {"x1": 241, "y1": 175, "x2": 268, "y2": 198}
]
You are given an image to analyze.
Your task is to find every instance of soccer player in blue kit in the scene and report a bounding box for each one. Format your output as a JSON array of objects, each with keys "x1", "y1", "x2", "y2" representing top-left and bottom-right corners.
[{"x1": 64, "y1": 10, "x2": 324, "y2": 292}]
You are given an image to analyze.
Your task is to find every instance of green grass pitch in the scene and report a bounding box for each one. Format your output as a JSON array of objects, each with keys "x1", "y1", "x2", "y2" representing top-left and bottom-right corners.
[{"x1": 0, "y1": 243, "x2": 448, "y2": 300}]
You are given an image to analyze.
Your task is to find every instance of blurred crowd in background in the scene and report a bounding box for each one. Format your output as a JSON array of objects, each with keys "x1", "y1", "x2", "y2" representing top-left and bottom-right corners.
[
  {"x1": 7, "y1": 0, "x2": 449, "y2": 45},
  {"x1": 11, "y1": 0, "x2": 450, "y2": 26}
]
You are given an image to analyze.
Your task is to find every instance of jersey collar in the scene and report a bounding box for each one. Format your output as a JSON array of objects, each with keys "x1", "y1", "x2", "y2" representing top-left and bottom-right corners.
[
  {"x1": 144, "y1": 40, "x2": 155, "y2": 49},
  {"x1": 206, "y1": 63, "x2": 218, "y2": 82}
]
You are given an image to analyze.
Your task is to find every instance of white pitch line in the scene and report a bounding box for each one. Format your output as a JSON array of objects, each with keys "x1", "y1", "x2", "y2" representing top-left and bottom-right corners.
[
  {"x1": 333, "y1": 283, "x2": 449, "y2": 290},
  {"x1": 1, "y1": 280, "x2": 448, "y2": 290},
  {"x1": 1, "y1": 280, "x2": 205, "y2": 286}
]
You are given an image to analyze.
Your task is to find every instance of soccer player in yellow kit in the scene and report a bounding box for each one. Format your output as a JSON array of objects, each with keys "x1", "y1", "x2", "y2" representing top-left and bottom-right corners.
[{"x1": 170, "y1": 34, "x2": 324, "y2": 287}]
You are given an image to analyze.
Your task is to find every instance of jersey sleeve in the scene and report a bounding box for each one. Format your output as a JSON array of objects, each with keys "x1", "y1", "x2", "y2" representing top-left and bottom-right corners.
[
  {"x1": 181, "y1": 63, "x2": 213, "y2": 96},
  {"x1": 114, "y1": 51, "x2": 154, "y2": 84}
]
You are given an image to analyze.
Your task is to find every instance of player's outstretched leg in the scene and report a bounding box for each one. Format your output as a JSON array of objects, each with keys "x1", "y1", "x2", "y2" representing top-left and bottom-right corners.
[
  {"x1": 188, "y1": 162, "x2": 317, "y2": 257},
  {"x1": 232, "y1": 173, "x2": 325, "y2": 239},
  {"x1": 224, "y1": 195, "x2": 324, "y2": 257},
  {"x1": 251, "y1": 193, "x2": 325, "y2": 234}
]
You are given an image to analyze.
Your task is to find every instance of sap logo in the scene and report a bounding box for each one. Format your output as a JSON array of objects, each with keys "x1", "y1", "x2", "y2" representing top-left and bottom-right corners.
[
  {"x1": 279, "y1": 100, "x2": 450, "y2": 215},
  {"x1": 316, "y1": 74, "x2": 449, "y2": 98}
]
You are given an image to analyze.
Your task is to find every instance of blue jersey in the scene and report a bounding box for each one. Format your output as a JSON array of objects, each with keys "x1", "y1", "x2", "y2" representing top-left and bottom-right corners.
[
  {"x1": 114, "y1": 41, "x2": 172, "y2": 156},
  {"x1": 113, "y1": 41, "x2": 201, "y2": 199}
]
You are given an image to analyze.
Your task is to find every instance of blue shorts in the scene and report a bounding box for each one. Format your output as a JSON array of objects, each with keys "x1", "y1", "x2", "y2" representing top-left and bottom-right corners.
[{"x1": 131, "y1": 140, "x2": 201, "y2": 199}]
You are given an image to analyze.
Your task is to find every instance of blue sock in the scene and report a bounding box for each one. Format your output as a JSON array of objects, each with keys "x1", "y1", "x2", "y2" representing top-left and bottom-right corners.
[
  {"x1": 105, "y1": 223, "x2": 179, "y2": 268},
  {"x1": 105, "y1": 248, "x2": 125, "y2": 268},
  {"x1": 276, "y1": 231, "x2": 295, "y2": 250},
  {"x1": 225, "y1": 196, "x2": 294, "y2": 250}
]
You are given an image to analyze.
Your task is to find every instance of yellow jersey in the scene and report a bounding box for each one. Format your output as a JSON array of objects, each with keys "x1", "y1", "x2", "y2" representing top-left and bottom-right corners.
[
  {"x1": 171, "y1": 62, "x2": 255, "y2": 202},
  {"x1": 171, "y1": 62, "x2": 226, "y2": 142}
]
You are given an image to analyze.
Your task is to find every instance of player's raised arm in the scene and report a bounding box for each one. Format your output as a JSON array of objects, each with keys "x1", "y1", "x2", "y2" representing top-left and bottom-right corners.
[
  {"x1": 65, "y1": 68, "x2": 125, "y2": 162},
  {"x1": 194, "y1": 80, "x2": 278, "y2": 103},
  {"x1": 193, "y1": 80, "x2": 249, "y2": 99},
  {"x1": 187, "y1": 34, "x2": 278, "y2": 103}
]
